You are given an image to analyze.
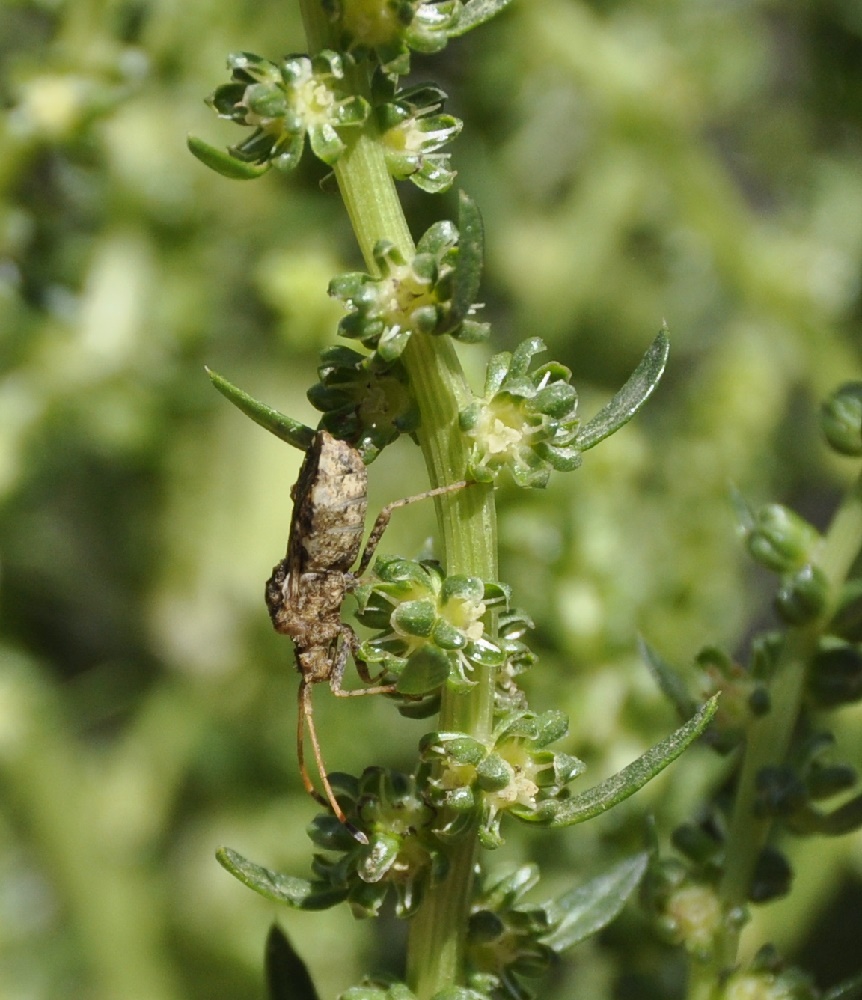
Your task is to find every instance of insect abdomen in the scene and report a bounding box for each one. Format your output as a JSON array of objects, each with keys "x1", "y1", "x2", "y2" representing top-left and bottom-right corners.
[{"x1": 299, "y1": 432, "x2": 367, "y2": 573}]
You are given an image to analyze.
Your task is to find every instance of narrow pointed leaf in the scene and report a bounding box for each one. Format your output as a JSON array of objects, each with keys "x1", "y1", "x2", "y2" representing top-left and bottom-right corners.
[
  {"x1": 187, "y1": 135, "x2": 271, "y2": 179},
  {"x1": 207, "y1": 368, "x2": 314, "y2": 451},
  {"x1": 216, "y1": 847, "x2": 347, "y2": 909},
  {"x1": 541, "y1": 853, "x2": 648, "y2": 952},
  {"x1": 576, "y1": 327, "x2": 669, "y2": 452},
  {"x1": 546, "y1": 697, "x2": 718, "y2": 827},
  {"x1": 639, "y1": 637, "x2": 697, "y2": 717},
  {"x1": 450, "y1": 0, "x2": 516, "y2": 36},
  {"x1": 266, "y1": 923, "x2": 321, "y2": 1000},
  {"x1": 728, "y1": 484, "x2": 759, "y2": 542},
  {"x1": 825, "y1": 973, "x2": 862, "y2": 1000},
  {"x1": 448, "y1": 190, "x2": 484, "y2": 330}
]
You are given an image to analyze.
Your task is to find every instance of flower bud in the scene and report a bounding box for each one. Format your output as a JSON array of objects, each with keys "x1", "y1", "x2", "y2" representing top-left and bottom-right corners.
[
  {"x1": 807, "y1": 642, "x2": 862, "y2": 708},
  {"x1": 748, "y1": 846, "x2": 792, "y2": 903},
  {"x1": 746, "y1": 504, "x2": 820, "y2": 573},
  {"x1": 774, "y1": 563, "x2": 829, "y2": 625},
  {"x1": 821, "y1": 382, "x2": 862, "y2": 457}
]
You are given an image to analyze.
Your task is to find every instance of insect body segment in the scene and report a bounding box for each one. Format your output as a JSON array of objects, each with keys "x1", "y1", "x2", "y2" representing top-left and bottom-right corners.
[
  {"x1": 266, "y1": 430, "x2": 468, "y2": 844},
  {"x1": 287, "y1": 430, "x2": 368, "y2": 575}
]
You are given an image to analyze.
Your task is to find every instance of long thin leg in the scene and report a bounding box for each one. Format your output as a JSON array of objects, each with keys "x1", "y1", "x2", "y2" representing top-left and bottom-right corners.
[
  {"x1": 355, "y1": 480, "x2": 470, "y2": 577},
  {"x1": 297, "y1": 678, "x2": 369, "y2": 845},
  {"x1": 330, "y1": 626, "x2": 396, "y2": 696}
]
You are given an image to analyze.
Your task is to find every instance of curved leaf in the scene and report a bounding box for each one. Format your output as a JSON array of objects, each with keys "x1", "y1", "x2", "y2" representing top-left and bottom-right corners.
[
  {"x1": 206, "y1": 368, "x2": 314, "y2": 451},
  {"x1": 545, "y1": 696, "x2": 718, "y2": 827},
  {"x1": 576, "y1": 327, "x2": 670, "y2": 452},
  {"x1": 541, "y1": 853, "x2": 648, "y2": 952},
  {"x1": 216, "y1": 847, "x2": 347, "y2": 909},
  {"x1": 187, "y1": 135, "x2": 271, "y2": 180}
]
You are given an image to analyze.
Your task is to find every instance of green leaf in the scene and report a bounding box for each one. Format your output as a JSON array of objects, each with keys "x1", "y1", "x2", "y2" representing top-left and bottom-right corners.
[
  {"x1": 449, "y1": 0, "x2": 516, "y2": 36},
  {"x1": 393, "y1": 599, "x2": 439, "y2": 638},
  {"x1": 397, "y1": 647, "x2": 451, "y2": 695},
  {"x1": 187, "y1": 135, "x2": 271, "y2": 179},
  {"x1": 216, "y1": 847, "x2": 347, "y2": 909},
  {"x1": 638, "y1": 637, "x2": 697, "y2": 718},
  {"x1": 543, "y1": 696, "x2": 718, "y2": 827},
  {"x1": 825, "y1": 972, "x2": 862, "y2": 1000},
  {"x1": 576, "y1": 327, "x2": 669, "y2": 452},
  {"x1": 265, "y1": 923, "x2": 321, "y2": 1000},
  {"x1": 541, "y1": 853, "x2": 648, "y2": 952},
  {"x1": 206, "y1": 368, "x2": 315, "y2": 451},
  {"x1": 448, "y1": 190, "x2": 484, "y2": 330}
]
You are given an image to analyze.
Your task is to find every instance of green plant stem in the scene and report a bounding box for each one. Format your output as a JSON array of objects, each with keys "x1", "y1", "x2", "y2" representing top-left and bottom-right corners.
[
  {"x1": 297, "y1": 4, "x2": 498, "y2": 996},
  {"x1": 714, "y1": 465, "x2": 862, "y2": 971}
]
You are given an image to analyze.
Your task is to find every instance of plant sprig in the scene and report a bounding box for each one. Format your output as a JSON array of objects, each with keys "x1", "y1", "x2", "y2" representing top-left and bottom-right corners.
[{"x1": 191, "y1": 3, "x2": 722, "y2": 999}]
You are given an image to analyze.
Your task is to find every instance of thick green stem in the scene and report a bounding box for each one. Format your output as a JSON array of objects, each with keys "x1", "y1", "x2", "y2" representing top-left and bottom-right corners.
[
  {"x1": 297, "y1": 4, "x2": 498, "y2": 995},
  {"x1": 714, "y1": 467, "x2": 862, "y2": 969}
]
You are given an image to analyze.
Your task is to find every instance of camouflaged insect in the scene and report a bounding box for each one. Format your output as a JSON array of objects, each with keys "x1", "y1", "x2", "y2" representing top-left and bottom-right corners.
[{"x1": 266, "y1": 430, "x2": 467, "y2": 842}]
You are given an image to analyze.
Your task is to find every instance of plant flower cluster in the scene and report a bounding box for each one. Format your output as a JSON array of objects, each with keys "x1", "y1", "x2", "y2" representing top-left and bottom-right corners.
[
  {"x1": 418, "y1": 709, "x2": 585, "y2": 847},
  {"x1": 330, "y1": 220, "x2": 488, "y2": 365},
  {"x1": 460, "y1": 338, "x2": 582, "y2": 488},
  {"x1": 308, "y1": 345, "x2": 419, "y2": 461},
  {"x1": 354, "y1": 556, "x2": 508, "y2": 690},
  {"x1": 206, "y1": 50, "x2": 369, "y2": 172}
]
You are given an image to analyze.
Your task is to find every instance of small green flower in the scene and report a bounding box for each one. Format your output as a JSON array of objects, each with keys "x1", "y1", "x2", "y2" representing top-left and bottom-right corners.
[
  {"x1": 340, "y1": 983, "x2": 489, "y2": 1000},
  {"x1": 355, "y1": 558, "x2": 509, "y2": 690},
  {"x1": 329, "y1": 221, "x2": 488, "y2": 364},
  {"x1": 325, "y1": 0, "x2": 463, "y2": 76},
  {"x1": 721, "y1": 950, "x2": 819, "y2": 1000},
  {"x1": 307, "y1": 345, "x2": 419, "y2": 461},
  {"x1": 692, "y1": 646, "x2": 760, "y2": 754},
  {"x1": 419, "y1": 710, "x2": 584, "y2": 847},
  {"x1": 206, "y1": 50, "x2": 369, "y2": 173},
  {"x1": 664, "y1": 882, "x2": 724, "y2": 962},
  {"x1": 465, "y1": 866, "x2": 556, "y2": 1000},
  {"x1": 460, "y1": 338, "x2": 582, "y2": 488},
  {"x1": 494, "y1": 609, "x2": 537, "y2": 713},
  {"x1": 375, "y1": 80, "x2": 462, "y2": 192},
  {"x1": 644, "y1": 860, "x2": 726, "y2": 962},
  {"x1": 308, "y1": 769, "x2": 448, "y2": 919},
  {"x1": 341, "y1": 983, "x2": 417, "y2": 1000}
]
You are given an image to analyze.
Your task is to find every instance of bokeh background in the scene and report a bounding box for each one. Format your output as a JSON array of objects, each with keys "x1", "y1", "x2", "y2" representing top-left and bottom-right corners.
[{"x1": 2, "y1": 1, "x2": 862, "y2": 997}]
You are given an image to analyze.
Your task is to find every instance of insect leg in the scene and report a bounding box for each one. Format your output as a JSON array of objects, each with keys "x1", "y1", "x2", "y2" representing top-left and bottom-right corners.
[
  {"x1": 298, "y1": 676, "x2": 369, "y2": 845},
  {"x1": 330, "y1": 626, "x2": 397, "y2": 696},
  {"x1": 355, "y1": 480, "x2": 471, "y2": 577}
]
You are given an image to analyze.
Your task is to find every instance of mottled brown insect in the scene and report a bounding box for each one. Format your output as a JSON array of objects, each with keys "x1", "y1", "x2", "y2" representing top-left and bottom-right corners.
[{"x1": 266, "y1": 430, "x2": 466, "y2": 843}]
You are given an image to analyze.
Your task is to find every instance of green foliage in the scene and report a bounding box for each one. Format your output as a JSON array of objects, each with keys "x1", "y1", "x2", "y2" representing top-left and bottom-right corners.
[{"x1": 267, "y1": 924, "x2": 322, "y2": 1000}]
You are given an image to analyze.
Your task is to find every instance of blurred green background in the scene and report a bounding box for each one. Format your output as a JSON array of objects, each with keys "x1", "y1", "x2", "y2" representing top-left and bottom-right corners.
[{"x1": 2, "y1": 1, "x2": 862, "y2": 997}]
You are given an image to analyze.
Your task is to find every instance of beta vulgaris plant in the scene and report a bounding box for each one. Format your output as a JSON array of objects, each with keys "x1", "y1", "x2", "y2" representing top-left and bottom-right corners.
[{"x1": 189, "y1": 3, "x2": 862, "y2": 1000}]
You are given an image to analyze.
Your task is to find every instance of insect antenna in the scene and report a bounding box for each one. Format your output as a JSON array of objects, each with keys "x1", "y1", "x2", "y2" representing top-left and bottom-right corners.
[{"x1": 297, "y1": 679, "x2": 369, "y2": 845}]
